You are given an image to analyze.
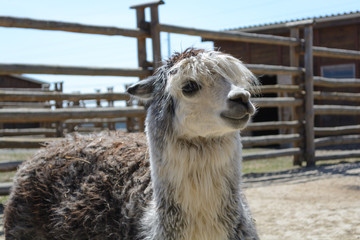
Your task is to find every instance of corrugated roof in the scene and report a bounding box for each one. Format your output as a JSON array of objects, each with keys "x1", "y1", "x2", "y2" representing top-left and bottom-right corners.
[{"x1": 228, "y1": 11, "x2": 360, "y2": 32}]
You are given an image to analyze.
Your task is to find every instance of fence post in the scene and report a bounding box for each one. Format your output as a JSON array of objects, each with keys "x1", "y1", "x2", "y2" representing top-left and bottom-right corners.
[
  {"x1": 134, "y1": 7, "x2": 148, "y2": 69},
  {"x1": 130, "y1": 1, "x2": 163, "y2": 132},
  {"x1": 304, "y1": 25, "x2": 315, "y2": 167},
  {"x1": 107, "y1": 87, "x2": 115, "y2": 130},
  {"x1": 54, "y1": 82, "x2": 64, "y2": 137},
  {"x1": 95, "y1": 89, "x2": 104, "y2": 130},
  {"x1": 150, "y1": 4, "x2": 163, "y2": 69},
  {"x1": 130, "y1": 3, "x2": 149, "y2": 132},
  {"x1": 289, "y1": 27, "x2": 304, "y2": 165},
  {"x1": 130, "y1": 1, "x2": 163, "y2": 69}
]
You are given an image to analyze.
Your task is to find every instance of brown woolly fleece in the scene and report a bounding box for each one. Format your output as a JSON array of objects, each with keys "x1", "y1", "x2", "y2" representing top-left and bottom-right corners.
[{"x1": 4, "y1": 131, "x2": 152, "y2": 240}]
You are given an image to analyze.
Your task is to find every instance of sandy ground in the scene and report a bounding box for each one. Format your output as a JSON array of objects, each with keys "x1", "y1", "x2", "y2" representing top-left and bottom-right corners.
[
  {"x1": 0, "y1": 161, "x2": 359, "y2": 239},
  {"x1": 243, "y1": 161, "x2": 360, "y2": 240}
]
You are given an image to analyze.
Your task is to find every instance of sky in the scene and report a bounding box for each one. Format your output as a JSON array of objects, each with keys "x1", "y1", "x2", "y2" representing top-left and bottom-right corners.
[{"x1": 0, "y1": 0, "x2": 359, "y2": 93}]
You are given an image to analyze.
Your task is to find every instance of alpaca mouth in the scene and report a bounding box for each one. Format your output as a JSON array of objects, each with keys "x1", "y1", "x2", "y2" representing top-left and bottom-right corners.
[{"x1": 220, "y1": 113, "x2": 250, "y2": 128}]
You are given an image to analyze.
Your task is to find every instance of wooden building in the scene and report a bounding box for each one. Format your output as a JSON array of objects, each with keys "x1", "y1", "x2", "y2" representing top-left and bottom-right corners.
[
  {"x1": 0, "y1": 74, "x2": 50, "y2": 90},
  {"x1": 208, "y1": 11, "x2": 360, "y2": 134},
  {"x1": 0, "y1": 75, "x2": 50, "y2": 129}
]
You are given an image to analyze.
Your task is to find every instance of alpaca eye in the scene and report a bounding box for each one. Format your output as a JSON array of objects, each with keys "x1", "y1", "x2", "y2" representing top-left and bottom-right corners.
[{"x1": 182, "y1": 80, "x2": 201, "y2": 96}]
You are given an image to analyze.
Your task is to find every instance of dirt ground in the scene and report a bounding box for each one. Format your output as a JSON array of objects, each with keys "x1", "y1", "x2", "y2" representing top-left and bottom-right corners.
[
  {"x1": 0, "y1": 161, "x2": 359, "y2": 240},
  {"x1": 243, "y1": 161, "x2": 360, "y2": 240}
]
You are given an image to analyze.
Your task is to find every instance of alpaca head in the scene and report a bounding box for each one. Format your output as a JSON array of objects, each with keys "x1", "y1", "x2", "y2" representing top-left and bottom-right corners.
[{"x1": 127, "y1": 48, "x2": 258, "y2": 139}]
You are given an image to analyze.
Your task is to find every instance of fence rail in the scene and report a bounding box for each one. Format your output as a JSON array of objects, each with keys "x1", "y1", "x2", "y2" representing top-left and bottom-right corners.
[
  {"x1": 0, "y1": 128, "x2": 56, "y2": 136},
  {"x1": 313, "y1": 77, "x2": 360, "y2": 87},
  {"x1": 0, "y1": 64, "x2": 151, "y2": 77},
  {"x1": 314, "y1": 105, "x2": 360, "y2": 115},
  {"x1": 312, "y1": 46, "x2": 360, "y2": 60},
  {"x1": 246, "y1": 121, "x2": 302, "y2": 131},
  {"x1": 315, "y1": 125, "x2": 360, "y2": 136},
  {"x1": 0, "y1": 137, "x2": 56, "y2": 148},
  {"x1": 159, "y1": 24, "x2": 302, "y2": 46},
  {"x1": 0, "y1": 90, "x2": 130, "y2": 102},
  {"x1": 242, "y1": 134, "x2": 301, "y2": 147},
  {"x1": 0, "y1": 16, "x2": 148, "y2": 38},
  {"x1": 314, "y1": 91, "x2": 360, "y2": 102},
  {"x1": 243, "y1": 148, "x2": 301, "y2": 161},
  {"x1": 253, "y1": 97, "x2": 303, "y2": 107},
  {"x1": 0, "y1": 107, "x2": 145, "y2": 123}
]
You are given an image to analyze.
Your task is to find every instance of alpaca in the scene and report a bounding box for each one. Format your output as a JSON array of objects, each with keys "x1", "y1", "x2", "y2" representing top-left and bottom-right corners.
[{"x1": 4, "y1": 48, "x2": 259, "y2": 240}]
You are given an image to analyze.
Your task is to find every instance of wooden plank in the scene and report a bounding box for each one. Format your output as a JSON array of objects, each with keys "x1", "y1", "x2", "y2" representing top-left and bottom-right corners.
[
  {"x1": 315, "y1": 150, "x2": 360, "y2": 161},
  {"x1": 246, "y1": 64, "x2": 304, "y2": 75},
  {"x1": 0, "y1": 161, "x2": 23, "y2": 172},
  {"x1": 304, "y1": 25, "x2": 315, "y2": 167},
  {"x1": 243, "y1": 148, "x2": 301, "y2": 161},
  {"x1": 0, "y1": 16, "x2": 148, "y2": 38},
  {"x1": 0, "y1": 90, "x2": 130, "y2": 102},
  {"x1": 259, "y1": 84, "x2": 302, "y2": 94},
  {"x1": 0, "y1": 128, "x2": 56, "y2": 136},
  {"x1": 150, "y1": 5, "x2": 162, "y2": 68},
  {"x1": 0, "y1": 87, "x2": 52, "y2": 92},
  {"x1": 315, "y1": 125, "x2": 360, "y2": 136},
  {"x1": 289, "y1": 28, "x2": 300, "y2": 67},
  {"x1": 135, "y1": 8, "x2": 149, "y2": 70},
  {"x1": 0, "y1": 101, "x2": 52, "y2": 108},
  {"x1": 0, "y1": 182, "x2": 12, "y2": 196},
  {"x1": 252, "y1": 97, "x2": 303, "y2": 107},
  {"x1": 314, "y1": 105, "x2": 360, "y2": 115},
  {"x1": 0, "y1": 64, "x2": 151, "y2": 77},
  {"x1": 290, "y1": 27, "x2": 303, "y2": 166},
  {"x1": 64, "y1": 117, "x2": 126, "y2": 124},
  {"x1": 314, "y1": 91, "x2": 360, "y2": 102},
  {"x1": 0, "y1": 107, "x2": 146, "y2": 123},
  {"x1": 314, "y1": 134, "x2": 360, "y2": 148},
  {"x1": 313, "y1": 76, "x2": 360, "y2": 88},
  {"x1": 134, "y1": 7, "x2": 150, "y2": 132},
  {"x1": 246, "y1": 121, "x2": 301, "y2": 131},
  {"x1": 130, "y1": 0, "x2": 164, "y2": 9},
  {"x1": 242, "y1": 134, "x2": 301, "y2": 147},
  {"x1": 312, "y1": 46, "x2": 360, "y2": 60},
  {"x1": 159, "y1": 24, "x2": 301, "y2": 46},
  {"x1": 0, "y1": 137, "x2": 57, "y2": 148}
]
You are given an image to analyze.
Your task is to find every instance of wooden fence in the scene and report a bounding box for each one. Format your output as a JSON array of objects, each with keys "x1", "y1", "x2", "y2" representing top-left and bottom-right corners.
[
  {"x1": 0, "y1": 88, "x2": 146, "y2": 136},
  {"x1": 0, "y1": 0, "x2": 359, "y2": 187}
]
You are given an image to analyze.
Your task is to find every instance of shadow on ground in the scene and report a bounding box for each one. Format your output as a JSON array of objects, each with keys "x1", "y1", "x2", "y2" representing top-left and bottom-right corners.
[{"x1": 243, "y1": 160, "x2": 360, "y2": 188}]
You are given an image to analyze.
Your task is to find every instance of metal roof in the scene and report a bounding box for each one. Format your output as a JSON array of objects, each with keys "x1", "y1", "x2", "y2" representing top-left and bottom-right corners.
[{"x1": 228, "y1": 11, "x2": 360, "y2": 32}]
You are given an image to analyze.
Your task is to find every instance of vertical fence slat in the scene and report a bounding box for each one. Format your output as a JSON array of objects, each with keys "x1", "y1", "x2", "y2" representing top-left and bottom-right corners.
[
  {"x1": 290, "y1": 27, "x2": 304, "y2": 166},
  {"x1": 135, "y1": 7, "x2": 148, "y2": 69},
  {"x1": 134, "y1": 7, "x2": 148, "y2": 132},
  {"x1": 304, "y1": 25, "x2": 315, "y2": 167},
  {"x1": 150, "y1": 6, "x2": 162, "y2": 68}
]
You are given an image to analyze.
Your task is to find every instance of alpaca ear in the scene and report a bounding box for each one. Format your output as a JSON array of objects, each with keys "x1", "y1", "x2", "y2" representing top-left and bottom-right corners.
[{"x1": 127, "y1": 76, "x2": 155, "y2": 100}]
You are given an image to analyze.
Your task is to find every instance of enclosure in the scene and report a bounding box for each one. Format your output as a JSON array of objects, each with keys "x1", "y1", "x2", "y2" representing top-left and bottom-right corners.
[{"x1": 0, "y1": 1, "x2": 359, "y2": 238}]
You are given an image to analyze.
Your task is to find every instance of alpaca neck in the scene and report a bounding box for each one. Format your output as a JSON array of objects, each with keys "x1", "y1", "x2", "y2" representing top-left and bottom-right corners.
[{"x1": 148, "y1": 132, "x2": 243, "y2": 240}]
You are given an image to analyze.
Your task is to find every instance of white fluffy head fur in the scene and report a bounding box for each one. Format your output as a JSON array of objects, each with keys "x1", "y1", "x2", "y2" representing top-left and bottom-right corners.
[{"x1": 166, "y1": 50, "x2": 258, "y2": 138}]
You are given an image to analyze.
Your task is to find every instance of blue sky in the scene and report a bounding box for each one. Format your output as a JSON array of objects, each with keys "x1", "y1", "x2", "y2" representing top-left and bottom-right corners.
[{"x1": 0, "y1": 0, "x2": 359, "y2": 93}]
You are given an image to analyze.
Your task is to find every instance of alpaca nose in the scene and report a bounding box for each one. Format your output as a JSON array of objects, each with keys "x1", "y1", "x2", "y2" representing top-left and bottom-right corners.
[
  {"x1": 227, "y1": 87, "x2": 254, "y2": 114},
  {"x1": 228, "y1": 87, "x2": 250, "y2": 105}
]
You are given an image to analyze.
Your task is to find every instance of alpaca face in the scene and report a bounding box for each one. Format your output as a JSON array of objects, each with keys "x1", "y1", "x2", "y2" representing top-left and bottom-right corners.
[
  {"x1": 127, "y1": 49, "x2": 257, "y2": 139},
  {"x1": 167, "y1": 73, "x2": 255, "y2": 138}
]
